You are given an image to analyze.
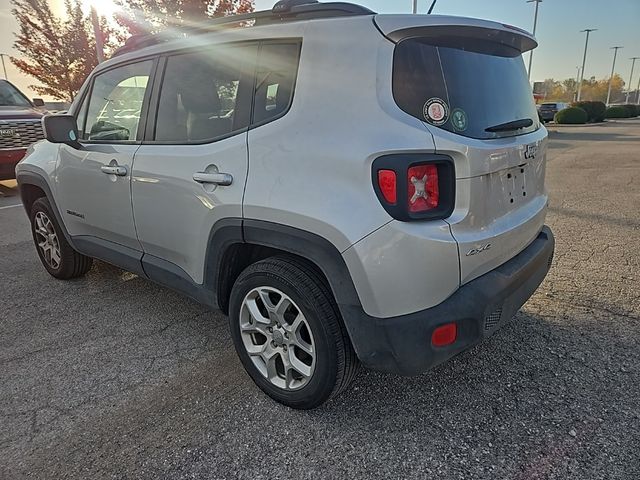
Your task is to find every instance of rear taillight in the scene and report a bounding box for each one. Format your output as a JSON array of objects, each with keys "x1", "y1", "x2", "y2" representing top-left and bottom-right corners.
[
  {"x1": 407, "y1": 164, "x2": 439, "y2": 213},
  {"x1": 377, "y1": 169, "x2": 397, "y2": 204},
  {"x1": 372, "y1": 154, "x2": 455, "y2": 222}
]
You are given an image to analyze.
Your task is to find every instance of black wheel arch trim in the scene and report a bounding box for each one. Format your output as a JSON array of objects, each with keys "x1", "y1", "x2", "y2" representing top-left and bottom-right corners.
[
  {"x1": 241, "y1": 219, "x2": 362, "y2": 310},
  {"x1": 240, "y1": 219, "x2": 368, "y2": 358}
]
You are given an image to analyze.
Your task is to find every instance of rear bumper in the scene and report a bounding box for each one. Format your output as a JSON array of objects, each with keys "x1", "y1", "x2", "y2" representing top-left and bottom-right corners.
[
  {"x1": 0, "y1": 149, "x2": 27, "y2": 180},
  {"x1": 342, "y1": 226, "x2": 555, "y2": 375}
]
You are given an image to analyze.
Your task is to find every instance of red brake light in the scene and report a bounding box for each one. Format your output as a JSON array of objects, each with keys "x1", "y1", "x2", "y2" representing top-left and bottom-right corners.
[
  {"x1": 377, "y1": 169, "x2": 397, "y2": 204},
  {"x1": 431, "y1": 322, "x2": 457, "y2": 347},
  {"x1": 407, "y1": 164, "x2": 439, "y2": 213}
]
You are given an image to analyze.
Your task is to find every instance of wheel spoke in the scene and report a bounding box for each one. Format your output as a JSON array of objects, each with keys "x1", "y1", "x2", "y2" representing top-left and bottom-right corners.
[
  {"x1": 35, "y1": 213, "x2": 45, "y2": 231},
  {"x1": 288, "y1": 348, "x2": 312, "y2": 378},
  {"x1": 264, "y1": 349, "x2": 281, "y2": 382},
  {"x1": 258, "y1": 288, "x2": 276, "y2": 311},
  {"x1": 240, "y1": 320, "x2": 269, "y2": 337},
  {"x1": 50, "y1": 248, "x2": 61, "y2": 268},
  {"x1": 292, "y1": 335, "x2": 313, "y2": 356},
  {"x1": 288, "y1": 313, "x2": 314, "y2": 355},
  {"x1": 245, "y1": 296, "x2": 271, "y2": 325},
  {"x1": 274, "y1": 296, "x2": 293, "y2": 319}
]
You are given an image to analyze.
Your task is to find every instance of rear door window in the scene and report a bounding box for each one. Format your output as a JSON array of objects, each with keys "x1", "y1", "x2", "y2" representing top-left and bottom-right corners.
[
  {"x1": 154, "y1": 44, "x2": 257, "y2": 143},
  {"x1": 393, "y1": 38, "x2": 539, "y2": 139}
]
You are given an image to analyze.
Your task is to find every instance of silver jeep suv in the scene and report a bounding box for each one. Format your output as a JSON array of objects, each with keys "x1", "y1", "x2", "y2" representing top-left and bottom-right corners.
[{"x1": 17, "y1": 1, "x2": 555, "y2": 409}]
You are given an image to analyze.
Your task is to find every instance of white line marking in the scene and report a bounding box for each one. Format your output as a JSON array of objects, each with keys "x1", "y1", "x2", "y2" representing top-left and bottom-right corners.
[{"x1": 0, "y1": 204, "x2": 22, "y2": 210}]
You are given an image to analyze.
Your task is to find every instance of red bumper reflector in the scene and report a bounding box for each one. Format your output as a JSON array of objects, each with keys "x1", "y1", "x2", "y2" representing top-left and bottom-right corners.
[{"x1": 431, "y1": 322, "x2": 457, "y2": 347}]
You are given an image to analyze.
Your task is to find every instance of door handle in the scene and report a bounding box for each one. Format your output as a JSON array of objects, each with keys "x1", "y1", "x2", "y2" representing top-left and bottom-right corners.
[
  {"x1": 101, "y1": 164, "x2": 128, "y2": 176},
  {"x1": 193, "y1": 172, "x2": 233, "y2": 186}
]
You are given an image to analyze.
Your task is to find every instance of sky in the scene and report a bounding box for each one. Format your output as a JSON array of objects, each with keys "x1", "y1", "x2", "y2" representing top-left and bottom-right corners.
[{"x1": 0, "y1": 0, "x2": 638, "y2": 100}]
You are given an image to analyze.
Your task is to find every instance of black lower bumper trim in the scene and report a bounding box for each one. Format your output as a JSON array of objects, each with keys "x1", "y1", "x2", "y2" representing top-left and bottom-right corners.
[{"x1": 342, "y1": 226, "x2": 555, "y2": 376}]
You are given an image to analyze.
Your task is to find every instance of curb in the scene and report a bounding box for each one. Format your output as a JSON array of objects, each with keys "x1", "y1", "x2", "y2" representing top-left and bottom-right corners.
[{"x1": 546, "y1": 122, "x2": 607, "y2": 128}]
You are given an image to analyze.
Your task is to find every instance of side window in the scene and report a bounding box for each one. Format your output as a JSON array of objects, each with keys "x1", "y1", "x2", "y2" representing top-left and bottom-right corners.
[
  {"x1": 253, "y1": 43, "x2": 300, "y2": 125},
  {"x1": 155, "y1": 45, "x2": 256, "y2": 143},
  {"x1": 83, "y1": 60, "x2": 153, "y2": 142}
]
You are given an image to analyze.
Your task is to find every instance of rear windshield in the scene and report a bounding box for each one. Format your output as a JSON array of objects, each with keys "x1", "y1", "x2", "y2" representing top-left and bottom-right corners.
[
  {"x1": 393, "y1": 37, "x2": 539, "y2": 140},
  {"x1": 0, "y1": 81, "x2": 31, "y2": 107}
]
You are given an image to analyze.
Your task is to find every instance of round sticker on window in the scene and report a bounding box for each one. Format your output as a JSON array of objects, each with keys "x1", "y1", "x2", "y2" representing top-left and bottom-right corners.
[
  {"x1": 451, "y1": 108, "x2": 468, "y2": 132},
  {"x1": 423, "y1": 98, "x2": 449, "y2": 126}
]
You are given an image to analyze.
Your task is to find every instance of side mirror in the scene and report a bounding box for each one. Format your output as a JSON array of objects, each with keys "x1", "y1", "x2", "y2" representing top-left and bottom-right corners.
[
  {"x1": 32, "y1": 98, "x2": 45, "y2": 107},
  {"x1": 42, "y1": 114, "x2": 82, "y2": 149}
]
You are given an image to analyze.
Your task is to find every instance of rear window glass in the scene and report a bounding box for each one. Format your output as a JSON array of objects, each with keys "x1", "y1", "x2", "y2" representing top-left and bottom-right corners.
[{"x1": 393, "y1": 38, "x2": 539, "y2": 140}]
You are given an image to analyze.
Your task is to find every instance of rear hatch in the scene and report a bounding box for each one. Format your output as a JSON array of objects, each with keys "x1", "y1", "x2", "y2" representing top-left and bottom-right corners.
[{"x1": 378, "y1": 15, "x2": 549, "y2": 285}]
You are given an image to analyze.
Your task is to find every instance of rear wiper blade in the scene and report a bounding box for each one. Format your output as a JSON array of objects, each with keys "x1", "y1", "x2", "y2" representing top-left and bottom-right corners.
[{"x1": 485, "y1": 118, "x2": 534, "y2": 133}]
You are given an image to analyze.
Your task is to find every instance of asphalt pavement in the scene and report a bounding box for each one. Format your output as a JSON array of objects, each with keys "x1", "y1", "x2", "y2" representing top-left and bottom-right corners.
[{"x1": 1, "y1": 120, "x2": 639, "y2": 479}]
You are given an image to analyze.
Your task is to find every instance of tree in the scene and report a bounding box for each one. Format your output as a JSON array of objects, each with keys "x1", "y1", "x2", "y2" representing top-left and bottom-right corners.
[
  {"x1": 578, "y1": 74, "x2": 625, "y2": 103},
  {"x1": 11, "y1": 0, "x2": 114, "y2": 101},
  {"x1": 533, "y1": 74, "x2": 627, "y2": 103},
  {"x1": 115, "y1": 0, "x2": 255, "y2": 36}
]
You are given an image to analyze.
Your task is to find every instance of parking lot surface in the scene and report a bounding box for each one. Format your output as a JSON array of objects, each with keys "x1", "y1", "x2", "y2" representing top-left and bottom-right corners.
[{"x1": 1, "y1": 120, "x2": 639, "y2": 479}]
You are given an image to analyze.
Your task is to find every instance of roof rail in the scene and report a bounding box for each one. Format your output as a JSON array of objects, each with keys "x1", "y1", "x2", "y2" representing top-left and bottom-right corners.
[{"x1": 112, "y1": 1, "x2": 375, "y2": 58}]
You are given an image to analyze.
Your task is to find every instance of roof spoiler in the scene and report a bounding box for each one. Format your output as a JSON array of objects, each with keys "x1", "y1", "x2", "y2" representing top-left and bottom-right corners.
[{"x1": 375, "y1": 16, "x2": 538, "y2": 54}]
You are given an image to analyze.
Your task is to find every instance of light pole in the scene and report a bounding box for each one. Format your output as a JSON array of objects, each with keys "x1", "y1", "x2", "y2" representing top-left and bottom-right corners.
[
  {"x1": 412, "y1": 0, "x2": 418, "y2": 13},
  {"x1": 0, "y1": 53, "x2": 8, "y2": 80},
  {"x1": 526, "y1": 0, "x2": 543, "y2": 81},
  {"x1": 626, "y1": 57, "x2": 639, "y2": 104},
  {"x1": 574, "y1": 66, "x2": 582, "y2": 102},
  {"x1": 90, "y1": 6, "x2": 105, "y2": 63},
  {"x1": 577, "y1": 29, "x2": 597, "y2": 102},
  {"x1": 606, "y1": 46, "x2": 623, "y2": 106}
]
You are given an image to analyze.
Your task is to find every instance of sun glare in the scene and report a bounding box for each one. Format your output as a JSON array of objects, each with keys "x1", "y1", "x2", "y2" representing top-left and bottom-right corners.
[{"x1": 82, "y1": 0, "x2": 121, "y2": 17}]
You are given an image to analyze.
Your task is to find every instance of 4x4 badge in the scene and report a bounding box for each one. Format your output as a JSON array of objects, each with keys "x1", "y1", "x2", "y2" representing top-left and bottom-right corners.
[{"x1": 466, "y1": 243, "x2": 492, "y2": 256}]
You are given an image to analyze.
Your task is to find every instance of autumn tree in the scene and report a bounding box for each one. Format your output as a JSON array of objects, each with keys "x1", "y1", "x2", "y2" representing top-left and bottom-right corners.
[
  {"x1": 578, "y1": 74, "x2": 625, "y2": 103},
  {"x1": 535, "y1": 74, "x2": 626, "y2": 103},
  {"x1": 11, "y1": 0, "x2": 114, "y2": 101},
  {"x1": 115, "y1": 0, "x2": 255, "y2": 36}
]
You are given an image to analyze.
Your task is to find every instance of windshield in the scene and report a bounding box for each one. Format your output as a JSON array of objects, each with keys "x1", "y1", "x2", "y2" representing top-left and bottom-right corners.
[
  {"x1": 393, "y1": 37, "x2": 539, "y2": 140},
  {"x1": 0, "y1": 81, "x2": 32, "y2": 107}
]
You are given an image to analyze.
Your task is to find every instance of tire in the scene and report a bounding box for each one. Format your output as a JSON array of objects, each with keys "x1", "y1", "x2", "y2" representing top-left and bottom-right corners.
[
  {"x1": 30, "y1": 197, "x2": 93, "y2": 279},
  {"x1": 229, "y1": 256, "x2": 359, "y2": 409}
]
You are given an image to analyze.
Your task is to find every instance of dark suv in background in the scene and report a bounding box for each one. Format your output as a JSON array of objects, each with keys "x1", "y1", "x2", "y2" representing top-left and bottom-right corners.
[
  {"x1": 538, "y1": 102, "x2": 569, "y2": 123},
  {"x1": 0, "y1": 79, "x2": 45, "y2": 180}
]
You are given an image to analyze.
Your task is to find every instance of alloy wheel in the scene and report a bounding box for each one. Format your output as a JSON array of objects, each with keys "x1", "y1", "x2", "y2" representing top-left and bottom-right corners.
[
  {"x1": 239, "y1": 287, "x2": 316, "y2": 390},
  {"x1": 34, "y1": 211, "x2": 61, "y2": 270}
]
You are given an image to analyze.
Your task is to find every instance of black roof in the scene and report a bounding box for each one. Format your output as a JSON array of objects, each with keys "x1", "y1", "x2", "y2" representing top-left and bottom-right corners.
[{"x1": 113, "y1": 1, "x2": 375, "y2": 58}]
